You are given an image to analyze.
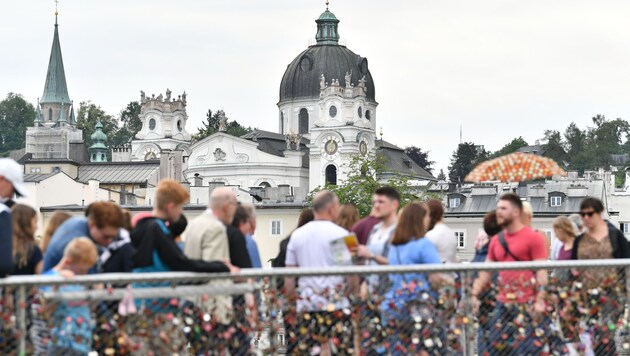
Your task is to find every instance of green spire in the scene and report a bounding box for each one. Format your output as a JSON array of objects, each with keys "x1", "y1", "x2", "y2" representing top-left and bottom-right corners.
[
  {"x1": 40, "y1": 19, "x2": 70, "y2": 104},
  {"x1": 315, "y1": 7, "x2": 340, "y2": 45},
  {"x1": 89, "y1": 120, "x2": 109, "y2": 162}
]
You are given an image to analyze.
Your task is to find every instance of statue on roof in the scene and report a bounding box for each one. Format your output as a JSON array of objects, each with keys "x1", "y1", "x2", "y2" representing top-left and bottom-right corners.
[
  {"x1": 156, "y1": 93, "x2": 163, "y2": 102},
  {"x1": 358, "y1": 75, "x2": 366, "y2": 89},
  {"x1": 182, "y1": 91, "x2": 187, "y2": 104},
  {"x1": 165, "y1": 88, "x2": 172, "y2": 101},
  {"x1": 218, "y1": 111, "x2": 227, "y2": 132},
  {"x1": 320, "y1": 74, "x2": 326, "y2": 90},
  {"x1": 345, "y1": 70, "x2": 352, "y2": 88},
  {"x1": 140, "y1": 90, "x2": 146, "y2": 103}
]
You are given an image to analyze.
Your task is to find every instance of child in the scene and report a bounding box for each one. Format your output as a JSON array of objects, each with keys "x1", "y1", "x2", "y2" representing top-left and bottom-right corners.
[{"x1": 38, "y1": 237, "x2": 98, "y2": 355}]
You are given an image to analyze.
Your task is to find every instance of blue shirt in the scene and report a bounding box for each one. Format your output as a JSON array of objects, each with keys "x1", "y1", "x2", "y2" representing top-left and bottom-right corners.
[
  {"x1": 42, "y1": 217, "x2": 99, "y2": 273},
  {"x1": 41, "y1": 270, "x2": 93, "y2": 353},
  {"x1": 245, "y1": 234, "x2": 262, "y2": 268},
  {"x1": 382, "y1": 238, "x2": 441, "y2": 318}
]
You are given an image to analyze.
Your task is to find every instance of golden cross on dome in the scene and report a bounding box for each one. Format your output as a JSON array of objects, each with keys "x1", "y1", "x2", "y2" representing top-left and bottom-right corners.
[
  {"x1": 326, "y1": 0, "x2": 330, "y2": 10},
  {"x1": 54, "y1": 0, "x2": 59, "y2": 25}
]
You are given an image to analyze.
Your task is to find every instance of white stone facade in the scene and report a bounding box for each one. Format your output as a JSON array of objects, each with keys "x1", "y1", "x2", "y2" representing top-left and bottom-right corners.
[{"x1": 131, "y1": 89, "x2": 192, "y2": 162}]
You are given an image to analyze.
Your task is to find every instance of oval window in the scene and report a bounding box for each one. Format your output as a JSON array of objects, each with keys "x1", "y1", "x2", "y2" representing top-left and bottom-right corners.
[
  {"x1": 329, "y1": 105, "x2": 337, "y2": 118},
  {"x1": 357, "y1": 106, "x2": 363, "y2": 118},
  {"x1": 177, "y1": 120, "x2": 183, "y2": 132},
  {"x1": 149, "y1": 118, "x2": 156, "y2": 130},
  {"x1": 300, "y1": 57, "x2": 312, "y2": 72},
  {"x1": 365, "y1": 110, "x2": 371, "y2": 121}
]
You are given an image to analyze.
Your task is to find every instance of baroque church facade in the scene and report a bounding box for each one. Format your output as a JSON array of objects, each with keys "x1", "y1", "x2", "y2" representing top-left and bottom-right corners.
[{"x1": 20, "y1": 6, "x2": 434, "y2": 203}]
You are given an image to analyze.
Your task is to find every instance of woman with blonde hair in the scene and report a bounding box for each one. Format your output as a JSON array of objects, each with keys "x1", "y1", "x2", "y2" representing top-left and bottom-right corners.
[
  {"x1": 40, "y1": 211, "x2": 72, "y2": 254},
  {"x1": 11, "y1": 204, "x2": 43, "y2": 275},
  {"x1": 553, "y1": 216, "x2": 577, "y2": 261}
]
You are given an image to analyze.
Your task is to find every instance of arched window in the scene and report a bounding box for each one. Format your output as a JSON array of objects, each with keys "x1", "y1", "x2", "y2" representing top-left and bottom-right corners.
[
  {"x1": 92, "y1": 154, "x2": 96, "y2": 160},
  {"x1": 259, "y1": 181, "x2": 271, "y2": 188},
  {"x1": 325, "y1": 165, "x2": 337, "y2": 185},
  {"x1": 298, "y1": 108, "x2": 309, "y2": 134},
  {"x1": 48, "y1": 108, "x2": 53, "y2": 121},
  {"x1": 101, "y1": 153, "x2": 105, "y2": 161}
]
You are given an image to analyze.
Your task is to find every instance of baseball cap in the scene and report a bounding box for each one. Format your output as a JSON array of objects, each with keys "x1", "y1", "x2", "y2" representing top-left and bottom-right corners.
[{"x1": 0, "y1": 158, "x2": 27, "y2": 198}]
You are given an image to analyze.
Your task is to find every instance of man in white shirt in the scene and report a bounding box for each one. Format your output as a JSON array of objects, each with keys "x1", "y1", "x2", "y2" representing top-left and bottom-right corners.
[{"x1": 285, "y1": 190, "x2": 355, "y2": 353}]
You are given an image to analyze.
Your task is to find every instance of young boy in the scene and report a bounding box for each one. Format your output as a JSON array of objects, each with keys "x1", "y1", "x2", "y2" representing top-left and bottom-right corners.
[{"x1": 38, "y1": 237, "x2": 98, "y2": 355}]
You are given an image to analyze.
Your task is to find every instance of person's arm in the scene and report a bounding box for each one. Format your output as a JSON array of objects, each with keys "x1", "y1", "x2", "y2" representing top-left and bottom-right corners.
[
  {"x1": 154, "y1": 226, "x2": 229, "y2": 273},
  {"x1": 284, "y1": 238, "x2": 298, "y2": 299},
  {"x1": 472, "y1": 239, "x2": 496, "y2": 299},
  {"x1": 33, "y1": 246, "x2": 43, "y2": 275},
  {"x1": 0, "y1": 210, "x2": 12, "y2": 277}
]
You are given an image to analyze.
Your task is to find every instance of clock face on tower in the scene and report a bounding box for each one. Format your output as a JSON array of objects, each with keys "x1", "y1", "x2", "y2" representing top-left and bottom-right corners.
[
  {"x1": 360, "y1": 141, "x2": 368, "y2": 156},
  {"x1": 325, "y1": 139, "x2": 338, "y2": 155},
  {"x1": 322, "y1": 135, "x2": 340, "y2": 160}
]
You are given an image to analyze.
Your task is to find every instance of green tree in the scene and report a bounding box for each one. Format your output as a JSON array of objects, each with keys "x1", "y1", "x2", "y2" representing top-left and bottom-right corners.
[
  {"x1": 192, "y1": 109, "x2": 253, "y2": 141},
  {"x1": 588, "y1": 115, "x2": 629, "y2": 169},
  {"x1": 564, "y1": 122, "x2": 590, "y2": 173},
  {"x1": 309, "y1": 154, "x2": 441, "y2": 217},
  {"x1": 76, "y1": 101, "x2": 118, "y2": 150},
  {"x1": 0, "y1": 93, "x2": 36, "y2": 156},
  {"x1": 542, "y1": 130, "x2": 568, "y2": 167},
  {"x1": 492, "y1": 136, "x2": 529, "y2": 158},
  {"x1": 448, "y1": 142, "x2": 487, "y2": 184},
  {"x1": 110, "y1": 101, "x2": 142, "y2": 146},
  {"x1": 404, "y1": 146, "x2": 435, "y2": 174},
  {"x1": 437, "y1": 168, "x2": 447, "y2": 181}
]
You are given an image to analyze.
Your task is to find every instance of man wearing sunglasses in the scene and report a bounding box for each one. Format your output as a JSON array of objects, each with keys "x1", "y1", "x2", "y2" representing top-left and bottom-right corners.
[{"x1": 571, "y1": 197, "x2": 630, "y2": 355}]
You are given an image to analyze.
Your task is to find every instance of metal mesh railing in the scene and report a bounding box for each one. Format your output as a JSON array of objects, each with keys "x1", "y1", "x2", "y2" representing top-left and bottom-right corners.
[{"x1": 1, "y1": 260, "x2": 630, "y2": 355}]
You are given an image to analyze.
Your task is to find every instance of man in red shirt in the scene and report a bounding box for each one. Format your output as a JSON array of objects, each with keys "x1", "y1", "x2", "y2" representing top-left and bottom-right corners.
[{"x1": 472, "y1": 193, "x2": 553, "y2": 354}]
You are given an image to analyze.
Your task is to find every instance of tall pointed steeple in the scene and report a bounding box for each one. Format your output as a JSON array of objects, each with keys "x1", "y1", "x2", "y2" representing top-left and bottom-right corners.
[{"x1": 40, "y1": 8, "x2": 70, "y2": 105}]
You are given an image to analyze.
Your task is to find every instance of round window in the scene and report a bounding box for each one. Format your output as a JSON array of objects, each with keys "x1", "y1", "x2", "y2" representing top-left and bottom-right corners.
[
  {"x1": 329, "y1": 105, "x2": 337, "y2": 118},
  {"x1": 358, "y1": 106, "x2": 363, "y2": 118},
  {"x1": 300, "y1": 57, "x2": 312, "y2": 72},
  {"x1": 177, "y1": 120, "x2": 183, "y2": 132},
  {"x1": 149, "y1": 118, "x2": 156, "y2": 130},
  {"x1": 365, "y1": 110, "x2": 371, "y2": 121}
]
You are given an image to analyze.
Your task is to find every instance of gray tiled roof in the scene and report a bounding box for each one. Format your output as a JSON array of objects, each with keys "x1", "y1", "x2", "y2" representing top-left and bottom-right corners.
[
  {"x1": 77, "y1": 162, "x2": 159, "y2": 184},
  {"x1": 23, "y1": 172, "x2": 59, "y2": 183},
  {"x1": 446, "y1": 179, "x2": 604, "y2": 216},
  {"x1": 376, "y1": 140, "x2": 435, "y2": 181},
  {"x1": 241, "y1": 130, "x2": 310, "y2": 164}
]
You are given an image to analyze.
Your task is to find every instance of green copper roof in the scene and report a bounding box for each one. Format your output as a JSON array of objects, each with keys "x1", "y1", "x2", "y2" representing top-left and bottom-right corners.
[
  {"x1": 315, "y1": 9, "x2": 340, "y2": 45},
  {"x1": 41, "y1": 23, "x2": 70, "y2": 104},
  {"x1": 318, "y1": 10, "x2": 338, "y2": 21},
  {"x1": 90, "y1": 120, "x2": 108, "y2": 143}
]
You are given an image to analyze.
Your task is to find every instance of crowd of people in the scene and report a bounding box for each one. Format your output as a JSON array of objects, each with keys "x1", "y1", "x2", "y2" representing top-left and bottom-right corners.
[{"x1": 1, "y1": 156, "x2": 630, "y2": 355}]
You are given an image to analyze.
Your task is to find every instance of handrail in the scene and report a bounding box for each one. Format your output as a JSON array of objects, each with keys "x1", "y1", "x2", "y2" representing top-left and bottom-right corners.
[{"x1": 1, "y1": 259, "x2": 629, "y2": 287}]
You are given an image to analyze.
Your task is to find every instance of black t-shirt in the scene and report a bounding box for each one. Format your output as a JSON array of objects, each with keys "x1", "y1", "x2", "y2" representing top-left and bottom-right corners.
[
  {"x1": 12, "y1": 245, "x2": 43, "y2": 275},
  {"x1": 226, "y1": 226, "x2": 253, "y2": 269}
]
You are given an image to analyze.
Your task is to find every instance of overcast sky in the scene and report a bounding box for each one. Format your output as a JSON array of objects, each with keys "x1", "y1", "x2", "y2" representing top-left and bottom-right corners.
[{"x1": 2, "y1": 1, "x2": 630, "y2": 173}]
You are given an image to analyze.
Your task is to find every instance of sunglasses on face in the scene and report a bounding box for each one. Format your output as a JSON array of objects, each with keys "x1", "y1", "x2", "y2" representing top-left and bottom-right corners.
[{"x1": 580, "y1": 211, "x2": 596, "y2": 218}]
